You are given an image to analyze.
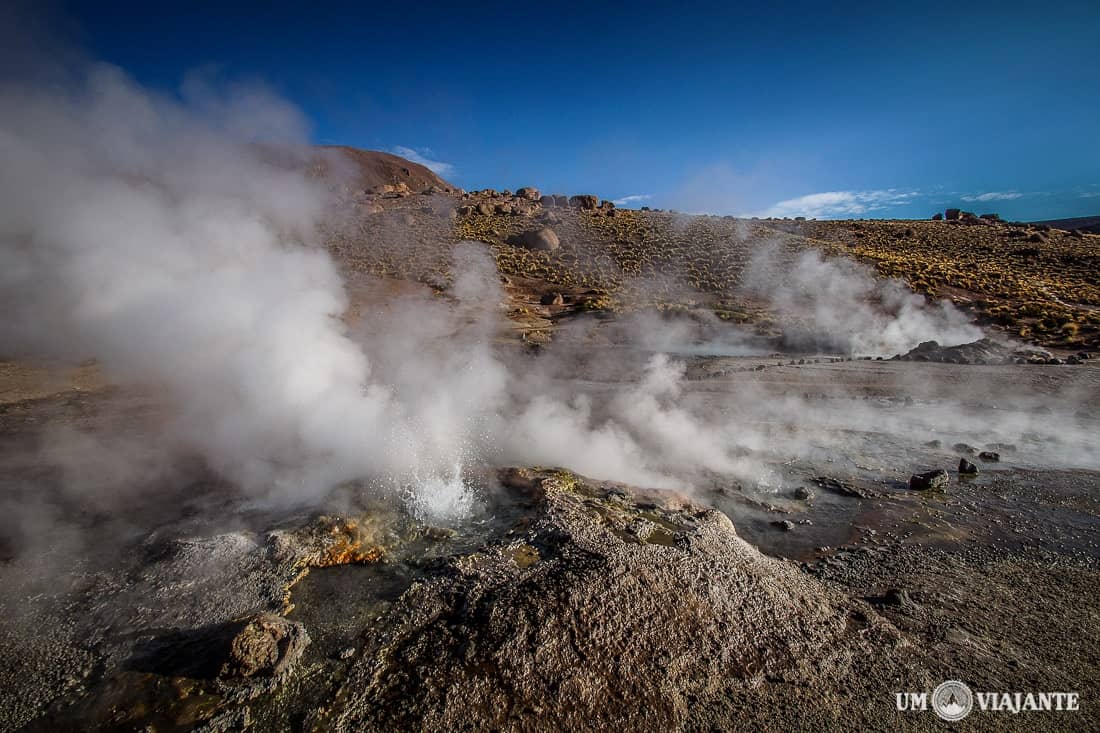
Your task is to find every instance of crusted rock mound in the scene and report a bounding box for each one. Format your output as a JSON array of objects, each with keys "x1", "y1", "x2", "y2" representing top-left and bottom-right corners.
[
  {"x1": 893, "y1": 338, "x2": 1051, "y2": 365},
  {"x1": 220, "y1": 613, "x2": 310, "y2": 679},
  {"x1": 319, "y1": 469, "x2": 909, "y2": 731}
]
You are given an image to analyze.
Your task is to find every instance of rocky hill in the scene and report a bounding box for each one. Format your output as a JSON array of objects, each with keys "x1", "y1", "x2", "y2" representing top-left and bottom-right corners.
[{"x1": 318, "y1": 146, "x2": 455, "y2": 194}]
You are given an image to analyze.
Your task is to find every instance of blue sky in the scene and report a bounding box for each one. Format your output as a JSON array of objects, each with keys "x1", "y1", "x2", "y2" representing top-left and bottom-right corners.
[{"x1": 49, "y1": 1, "x2": 1100, "y2": 219}]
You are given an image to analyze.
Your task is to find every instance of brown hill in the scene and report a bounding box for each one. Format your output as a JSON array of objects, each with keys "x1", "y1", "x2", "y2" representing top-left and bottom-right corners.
[{"x1": 317, "y1": 145, "x2": 455, "y2": 193}]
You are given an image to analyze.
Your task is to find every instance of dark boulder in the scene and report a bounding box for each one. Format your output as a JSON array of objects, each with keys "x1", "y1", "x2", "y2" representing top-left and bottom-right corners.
[
  {"x1": 958, "y1": 458, "x2": 979, "y2": 475},
  {"x1": 909, "y1": 469, "x2": 949, "y2": 491},
  {"x1": 945, "y1": 208, "x2": 961, "y2": 220},
  {"x1": 978, "y1": 451, "x2": 1000, "y2": 462}
]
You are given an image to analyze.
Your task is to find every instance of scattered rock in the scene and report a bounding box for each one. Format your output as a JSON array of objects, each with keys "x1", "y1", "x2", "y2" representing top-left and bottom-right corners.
[
  {"x1": 909, "y1": 469, "x2": 949, "y2": 491},
  {"x1": 540, "y1": 292, "x2": 565, "y2": 306},
  {"x1": 794, "y1": 486, "x2": 815, "y2": 501},
  {"x1": 220, "y1": 613, "x2": 310, "y2": 679},
  {"x1": 958, "y1": 458, "x2": 979, "y2": 475},
  {"x1": 954, "y1": 443, "x2": 979, "y2": 455},
  {"x1": 516, "y1": 187, "x2": 540, "y2": 200},
  {"x1": 771, "y1": 520, "x2": 795, "y2": 531},
  {"x1": 569, "y1": 194, "x2": 599, "y2": 210},
  {"x1": 978, "y1": 451, "x2": 1000, "y2": 462},
  {"x1": 476, "y1": 203, "x2": 493, "y2": 216}
]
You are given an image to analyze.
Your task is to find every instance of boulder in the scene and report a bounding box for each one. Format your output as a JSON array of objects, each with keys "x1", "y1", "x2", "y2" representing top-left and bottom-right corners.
[
  {"x1": 220, "y1": 613, "x2": 310, "y2": 679},
  {"x1": 553, "y1": 194, "x2": 569, "y2": 207},
  {"x1": 476, "y1": 203, "x2": 494, "y2": 216},
  {"x1": 511, "y1": 227, "x2": 560, "y2": 251},
  {"x1": 931, "y1": 213, "x2": 943, "y2": 221},
  {"x1": 945, "y1": 208, "x2": 961, "y2": 220},
  {"x1": 958, "y1": 458, "x2": 979, "y2": 475},
  {"x1": 539, "y1": 195, "x2": 556, "y2": 207},
  {"x1": 978, "y1": 451, "x2": 1000, "y2": 462},
  {"x1": 569, "y1": 194, "x2": 599, "y2": 210},
  {"x1": 540, "y1": 292, "x2": 565, "y2": 306},
  {"x1": 909, "y1": 469, "x2": 949, "y2": 491},
  {"x1": 516, "y1": 187, "x2": 540, "y2": 201}
]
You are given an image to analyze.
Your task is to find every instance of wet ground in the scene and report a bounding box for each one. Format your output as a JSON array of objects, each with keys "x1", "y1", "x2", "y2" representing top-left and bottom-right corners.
[{"x1": 0, "y1": 352, "x2": 1097, "y2": 730}]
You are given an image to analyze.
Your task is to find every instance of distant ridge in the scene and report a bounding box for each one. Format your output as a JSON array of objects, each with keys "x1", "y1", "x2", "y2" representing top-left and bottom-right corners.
[{"x1": 1031, "y1": 215, "x2": 1100, "y2": 234}]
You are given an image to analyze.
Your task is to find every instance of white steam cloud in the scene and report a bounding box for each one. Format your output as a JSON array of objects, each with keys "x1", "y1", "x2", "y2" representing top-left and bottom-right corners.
[
  {"x1": 744, "y1": 247, "x2": 983, "y2": 355},
  {"x1": 2, "y1": 60, "x2": 1040, "y2": 526},
  {"x1": 0, "y1": 65, "x2": 418, "y2": 501}
]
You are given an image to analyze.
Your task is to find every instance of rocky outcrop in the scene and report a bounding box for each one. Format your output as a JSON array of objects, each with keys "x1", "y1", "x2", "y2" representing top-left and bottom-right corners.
[
  {"x1": 319, "y1": 469, "x2": 907, "y2": 732},
  {"x1": 569, "y1": 194, "x2": 599, "y2": 210},
  {"x1": 893, "y1": 338, "x2": 1052, "y2": 365}
]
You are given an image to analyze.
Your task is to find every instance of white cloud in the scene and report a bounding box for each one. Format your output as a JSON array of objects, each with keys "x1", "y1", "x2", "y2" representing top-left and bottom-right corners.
[
  {"x1": 752, "y1": 189, "x2": 919, "y2": 219},
  {"x1": 611, "y1": 193, "x2": 652, "y2": 206},
  {"x1": 390, "y1": 145, "x2": 454, "y2": 177},
  {"x1": 961, "y1": 191, "x2": 1023, "y2": 202}
]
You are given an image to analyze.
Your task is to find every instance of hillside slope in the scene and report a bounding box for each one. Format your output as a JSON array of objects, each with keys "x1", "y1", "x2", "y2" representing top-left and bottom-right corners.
[{"x1": 1032, "y1": 215, "x2": 1100, "y2": 234}]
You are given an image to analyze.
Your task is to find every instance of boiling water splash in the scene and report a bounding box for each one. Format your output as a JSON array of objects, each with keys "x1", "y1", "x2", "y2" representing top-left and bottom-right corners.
[{"x1": 402, "y1": 463, "x2": 480, "y2": 524}]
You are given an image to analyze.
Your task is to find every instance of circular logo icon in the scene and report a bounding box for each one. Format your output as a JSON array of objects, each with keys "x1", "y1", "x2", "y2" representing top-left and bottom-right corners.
[{"x1": 932, "y1": 680, "x2": 974, "y2": 721}]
